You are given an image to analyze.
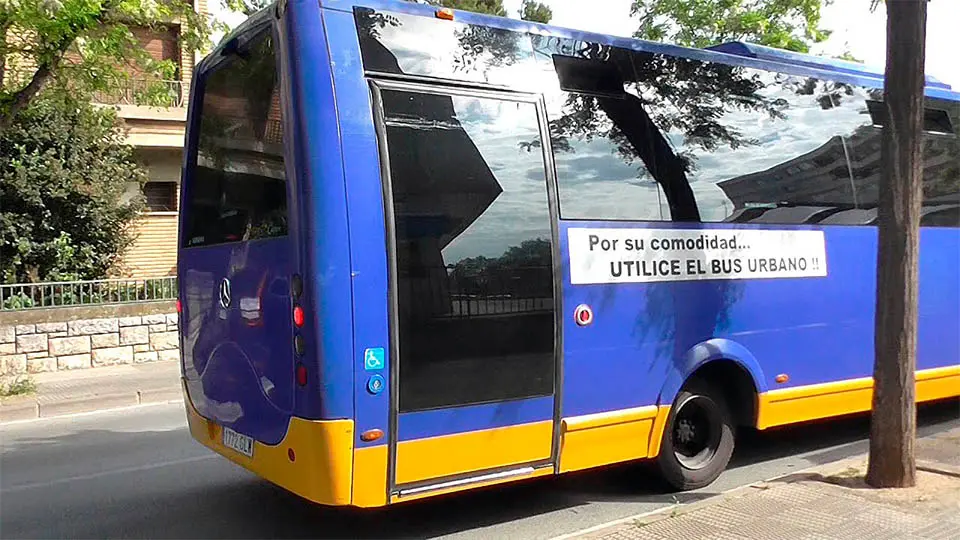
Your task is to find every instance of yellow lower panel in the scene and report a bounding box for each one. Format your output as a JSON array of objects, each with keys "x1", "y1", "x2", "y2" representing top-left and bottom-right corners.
[
  {"x1": 757, "y1": 365, "x2": 960, "y2": 429},
  {"x1": 558, "y1": 405, "x2": 658, "y2": 473},
  {"x1": 645, "y1": 405, "x2": 672, "y2": 459},
  {"x1": 183, "y1": 381, "x2": 354, "y2": 506},
  {"x1": 395, "y1": 420, "x2": 553, "y2": 485},
  {"x1": 390, "y1": 467, "x2": 553, "y2": 504},
  {"x1": 352, "y1": 445, "x2": 388, "y2": 508},
  {"x1": 917, "y1": 366, "x2": 960, "y2": 403}
]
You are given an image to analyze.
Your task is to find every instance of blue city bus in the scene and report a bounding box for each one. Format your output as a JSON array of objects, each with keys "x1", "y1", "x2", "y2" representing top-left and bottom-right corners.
[{"x1": 176, "y1": 0, "x2": 960, "y2": 508}]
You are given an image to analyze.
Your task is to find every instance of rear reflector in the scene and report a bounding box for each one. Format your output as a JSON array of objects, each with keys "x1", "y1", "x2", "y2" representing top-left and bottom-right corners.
[{"x1": 296, "y1": 363, "x2": 308, "y2": 386}]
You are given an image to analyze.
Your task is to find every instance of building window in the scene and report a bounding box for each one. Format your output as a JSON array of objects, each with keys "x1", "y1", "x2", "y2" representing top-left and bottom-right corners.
[{"x1": 144, "y1": 182, "x2": 178, "y2": 212}]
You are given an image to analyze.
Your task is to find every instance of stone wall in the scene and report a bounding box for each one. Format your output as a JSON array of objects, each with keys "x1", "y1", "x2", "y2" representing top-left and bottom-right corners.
[{"x1": 0, "y1": 313, "x2": 179, "y2": 376}]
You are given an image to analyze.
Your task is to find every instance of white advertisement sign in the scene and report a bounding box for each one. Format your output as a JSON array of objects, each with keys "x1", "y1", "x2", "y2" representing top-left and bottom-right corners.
[{"x1": 567, "y1": 228, "x2": 827, "y2": 285}]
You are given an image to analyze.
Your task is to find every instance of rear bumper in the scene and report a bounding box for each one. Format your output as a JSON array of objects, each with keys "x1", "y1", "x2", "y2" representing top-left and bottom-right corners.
[{"x1": 182, "y1": 379, "x2": 355, "y2": 506}]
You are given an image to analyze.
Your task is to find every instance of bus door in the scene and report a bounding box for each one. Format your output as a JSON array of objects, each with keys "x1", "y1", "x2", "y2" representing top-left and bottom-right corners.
[{"x1": 371, "y1": 80, "x2": 562, "y2": 496}]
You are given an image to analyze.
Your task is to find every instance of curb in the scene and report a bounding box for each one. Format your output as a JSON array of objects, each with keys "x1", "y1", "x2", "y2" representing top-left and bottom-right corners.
[
  {"x1": 918, "y1": 459, "x2": 960, "y2": 479},
  {"x1": 0, "y1": 386, "x2": 182, "y2": 424},
  {"x1": 551, "y1": 453, "x2": 873, "y2": 540},
  {"x1": 553, "y1": 429, "x2": 960, "y2": 540}
]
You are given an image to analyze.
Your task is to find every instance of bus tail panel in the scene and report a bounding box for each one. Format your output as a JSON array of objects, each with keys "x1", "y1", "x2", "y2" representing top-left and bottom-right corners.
[
  {"x1": 182, "y1": 380, "x2": 356, "y2": 506},
  {"x1": 178, "y1": 23, "x2": 299, "y2": 447}
]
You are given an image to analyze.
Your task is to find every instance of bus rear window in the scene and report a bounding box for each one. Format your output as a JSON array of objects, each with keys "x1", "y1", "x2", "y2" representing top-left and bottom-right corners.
[{"x1": 183, "y1": 30, "x2": 287, "y2": 248}]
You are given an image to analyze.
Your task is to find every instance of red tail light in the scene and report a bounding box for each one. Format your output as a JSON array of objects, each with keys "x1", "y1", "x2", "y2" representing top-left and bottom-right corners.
[
  {"x1": 293, "y1": 306, "x2": 304, "y2": 327},
  {"x1": 176, "y1": 299, "x2": 182, "y2": 313},
  {"x1": 296, "y1": 363, "x2": 308, "y2": 386}
]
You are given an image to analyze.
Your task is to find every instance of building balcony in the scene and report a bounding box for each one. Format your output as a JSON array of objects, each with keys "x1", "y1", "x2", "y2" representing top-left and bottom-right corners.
[
  {"x1": 93, "y1": 79, "x2": 189, "y2": 148},
  {"x1": 93, "y1": 79, "x2": 186, "y2": 108}
]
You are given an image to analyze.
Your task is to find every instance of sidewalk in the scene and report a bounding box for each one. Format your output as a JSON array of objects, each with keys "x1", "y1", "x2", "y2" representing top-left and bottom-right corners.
[
  {"x1": 0, "y1": 360, "x2": 181, "y2": 423},
  {"x1": 572, "y1": 427, "x2": 960, "y2": 540}
]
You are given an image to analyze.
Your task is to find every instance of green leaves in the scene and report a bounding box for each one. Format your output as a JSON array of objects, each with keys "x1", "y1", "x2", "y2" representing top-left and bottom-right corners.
[
  {"x1": 519, "y1": 0, "x2": 552, "y2": 23},
  {"x1": 0, "y1": 0, "x2": 216, "y2": 127},
  {"x1": 630, "y1": 0, "x2": 832, "y2": 53},
  {"x1": 0, "y1": 93, "x2": 146, "y2": 283}
]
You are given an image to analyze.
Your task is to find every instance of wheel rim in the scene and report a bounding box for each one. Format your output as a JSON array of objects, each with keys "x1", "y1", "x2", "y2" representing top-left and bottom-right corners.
[{"x1": 672, "y1": 394, "x2": 723, "y2": 470}]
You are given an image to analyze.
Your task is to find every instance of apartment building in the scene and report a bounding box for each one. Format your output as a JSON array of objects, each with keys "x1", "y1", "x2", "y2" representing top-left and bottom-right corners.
[
  {"x1": 3, "y1": 0, "x2": 209, "y2": 278},
  {"x1": 102, "y1": 0, "x2": 210, "y2": 278}
]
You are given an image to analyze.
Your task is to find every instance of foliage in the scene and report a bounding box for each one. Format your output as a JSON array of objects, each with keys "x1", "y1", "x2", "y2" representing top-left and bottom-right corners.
[
  {"x1": 630, "y1": 0, "x2": 832, "y2": 53},
  {"x1": 0, "y1": 373, "x2": 37, "y2": 398},
  {"x1": 0, "y1": 0, "x2": 216, "y2": 132},
  {"x1": 519, "y1": 0, "x2": 551, "y2": 23},
  {"x1": 449, "y1": 239, "x2": 552, "y2": 297},
  {"x1": 223, "y1": 0, "x2": 270, "y2": 17},
  {"x1": 0, "y1": 93, "x2": 147, "y2": 283}
]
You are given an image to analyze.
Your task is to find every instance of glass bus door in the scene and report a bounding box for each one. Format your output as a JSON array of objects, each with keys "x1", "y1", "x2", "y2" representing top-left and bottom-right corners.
[{"x1": 372, "y1": 81, "x2": 561, "y2": 496}]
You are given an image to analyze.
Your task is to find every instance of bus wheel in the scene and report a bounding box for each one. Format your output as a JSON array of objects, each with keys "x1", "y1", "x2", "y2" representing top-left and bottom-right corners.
[{"x1": 656, "y1": 380, "x2": 735, "y2": 491}]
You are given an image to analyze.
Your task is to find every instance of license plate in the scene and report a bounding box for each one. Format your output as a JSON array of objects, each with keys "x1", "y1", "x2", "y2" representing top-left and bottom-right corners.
[{"x1": 222, "y1": 427, "x2": 254, "y2": 457}]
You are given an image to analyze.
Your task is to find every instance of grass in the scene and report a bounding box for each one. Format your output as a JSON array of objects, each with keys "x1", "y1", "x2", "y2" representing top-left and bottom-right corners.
[{"x1": 0, "y1": 374, "x2": 38, "y2": 398}]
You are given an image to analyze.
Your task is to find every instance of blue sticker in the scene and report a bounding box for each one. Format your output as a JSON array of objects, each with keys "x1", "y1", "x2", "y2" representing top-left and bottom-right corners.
[
  {"x1": 367, "y1": 374, "x2": 385, "y2": 395},
  {"x1": 364, "y1": 347, "x2": 385, "y2": 371}
]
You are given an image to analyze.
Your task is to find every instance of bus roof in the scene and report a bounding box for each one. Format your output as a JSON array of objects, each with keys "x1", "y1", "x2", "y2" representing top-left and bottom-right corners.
[
  {"x1": 206, "y1": 0, "x2": 959, "y2": 102},
  {"x1": 705, "y1": 41, "x2": 951, "y2": 90}
]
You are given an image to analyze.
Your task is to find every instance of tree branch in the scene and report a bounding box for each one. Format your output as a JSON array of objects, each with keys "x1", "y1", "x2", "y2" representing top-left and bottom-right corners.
[{"x1": 0, "y1": 0, "x2": 120, "y2": 133}]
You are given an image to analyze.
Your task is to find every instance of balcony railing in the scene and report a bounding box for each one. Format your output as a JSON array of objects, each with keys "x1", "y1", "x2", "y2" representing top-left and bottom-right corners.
[
  {"x1": 1, "y1": 277, "x2": 178, "y2": 311},
  {"x1": 94, "y1": 79, "x2": 185, "y2": 108}
]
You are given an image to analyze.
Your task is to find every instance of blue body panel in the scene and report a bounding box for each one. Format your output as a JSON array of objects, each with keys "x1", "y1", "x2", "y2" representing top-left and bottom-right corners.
[
  {"x1": 284, "y1": 0, "x2": 355, "y2": 420},
  {"x1": 558, "y1": 221, "x2": 960, "y2": 417},
  {"x1": 323, "y1": 7, "x2": 393, "y2": 446},
  {"x1": 397, "y1": 396, "x2": 554, "y2": 441}
]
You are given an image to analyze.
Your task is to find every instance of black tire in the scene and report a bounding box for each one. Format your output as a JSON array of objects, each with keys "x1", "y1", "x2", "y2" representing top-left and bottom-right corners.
[{"x1": 656, "y1": 380, "x2": 735, "y2": 491}]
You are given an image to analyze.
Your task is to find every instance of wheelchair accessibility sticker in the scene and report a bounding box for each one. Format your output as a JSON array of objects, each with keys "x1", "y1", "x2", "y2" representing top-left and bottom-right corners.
[{"x1": 364, "y1": 348, "x2": 385, "y2": 371}]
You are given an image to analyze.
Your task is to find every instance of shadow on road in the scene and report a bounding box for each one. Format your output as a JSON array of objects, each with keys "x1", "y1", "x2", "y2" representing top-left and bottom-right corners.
[{"x1": 1, "y1": 400, "x2": 956, "y2": 539}]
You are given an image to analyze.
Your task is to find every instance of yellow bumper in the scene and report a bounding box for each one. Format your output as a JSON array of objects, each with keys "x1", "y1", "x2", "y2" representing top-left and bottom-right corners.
[{"x1": 182, "y1": 380, "x2": 355, "y2": 506}]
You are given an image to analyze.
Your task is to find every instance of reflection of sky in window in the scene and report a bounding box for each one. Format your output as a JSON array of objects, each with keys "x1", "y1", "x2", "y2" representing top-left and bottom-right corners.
[
  {"x1": 380, "y1": 21, "x2": 885, "y2": 236},
  {"x1": 648, "y1": 69, "x2": 875, "y2": 219},
  {"x1": 541, "y1": 83, "x2": 666, "y2": 221},
  {"x1": 440, "y1": 98, "x2": 550, "y2": 265},
  {"x1": 377, "y1": 16, "x2": 538, "y2": 87}
]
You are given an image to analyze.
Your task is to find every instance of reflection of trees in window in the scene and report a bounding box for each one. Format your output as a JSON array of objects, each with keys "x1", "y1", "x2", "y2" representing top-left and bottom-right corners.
[
  {"x1": 185, "y1": 29, "x2": 287, "y2": 247},
  {"x1": 446, "y1": 238, "x2": 552, "y2": 314},
  {"x1": 355, "y1": 8, "x2": 534, "y2": 85},
  {"x1": 198, "y1": 33, "x2": 282, "y2": 170},
  {"x1": 530, "y1": 37, "x2": 787, "y2": 222},
  {"x1": 917, "y1": 98, "x2": 960, "y2": 222}
]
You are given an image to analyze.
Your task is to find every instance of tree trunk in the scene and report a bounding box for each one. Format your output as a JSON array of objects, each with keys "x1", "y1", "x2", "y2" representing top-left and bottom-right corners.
[{"x1": 866, "y1": 0, "x2": 927, "y2": 489}]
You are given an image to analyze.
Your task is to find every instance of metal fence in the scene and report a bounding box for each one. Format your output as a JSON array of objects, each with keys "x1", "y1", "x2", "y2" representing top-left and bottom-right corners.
[
  {"x1": 93, "y1": 79, "x2": 185, "y2": 108},
  {"x1": 1, "y1": 277, "x2": 178, "y2": 311},
  {"x1": 404, "y1": 266, "x2": 554, "y2": 319}
]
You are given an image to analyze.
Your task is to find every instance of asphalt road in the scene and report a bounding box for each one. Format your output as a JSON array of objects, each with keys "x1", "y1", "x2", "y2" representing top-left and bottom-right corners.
[{"x1": 2, "y1": 401, "x2": 958, "y2": 539}]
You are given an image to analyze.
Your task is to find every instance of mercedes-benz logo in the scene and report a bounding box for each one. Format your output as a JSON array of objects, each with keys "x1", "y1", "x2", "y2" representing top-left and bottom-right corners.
[{"x1": 219, "y1": 277, "x2": 231, "y2": 309}]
